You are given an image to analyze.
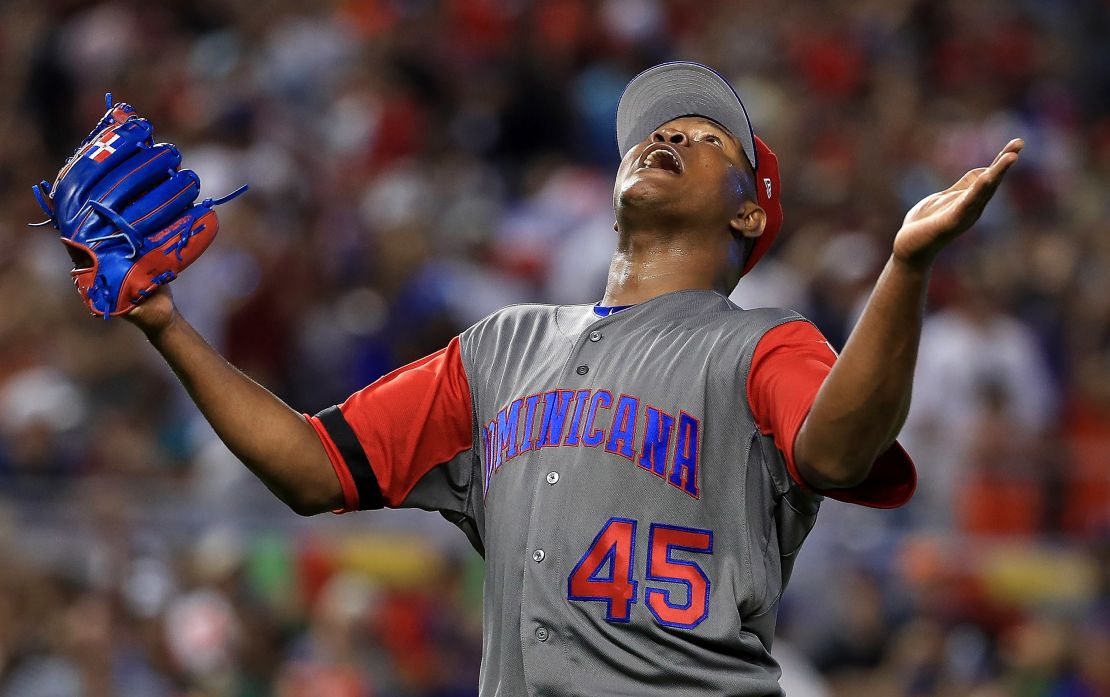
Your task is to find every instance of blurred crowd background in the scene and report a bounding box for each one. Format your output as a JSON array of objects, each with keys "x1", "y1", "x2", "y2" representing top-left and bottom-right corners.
[{"x1": 0, "y1": 0, "x2": 1108, "y2": 695}]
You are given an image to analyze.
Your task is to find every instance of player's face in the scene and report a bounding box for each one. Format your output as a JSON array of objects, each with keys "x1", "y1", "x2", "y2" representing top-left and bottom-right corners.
[{"x1": 613, "y1": 116, "x2": 753, "y2": 231}]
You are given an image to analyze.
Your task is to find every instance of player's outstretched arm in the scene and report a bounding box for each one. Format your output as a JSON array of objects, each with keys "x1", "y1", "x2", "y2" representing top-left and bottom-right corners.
[
  {"x1": 30, "y1": 96, "x2": 338, "y2": 513},
  {"x1": 126, "y1": 289, "x2": 343, "y2": 515},
  {"x1": 793, "y1": 138, "x2": 1023, "y2": 489}
]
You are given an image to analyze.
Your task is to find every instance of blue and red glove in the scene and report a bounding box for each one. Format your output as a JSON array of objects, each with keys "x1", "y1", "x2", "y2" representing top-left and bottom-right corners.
[{"x1": 31, "y1": 94, "x2": 246, "y2": 318}]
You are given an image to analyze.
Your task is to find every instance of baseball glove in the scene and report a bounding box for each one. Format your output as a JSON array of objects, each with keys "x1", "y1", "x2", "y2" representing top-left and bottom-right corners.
[{"x1": 31, "y1": 94, "x2": 246, "y2": 318}]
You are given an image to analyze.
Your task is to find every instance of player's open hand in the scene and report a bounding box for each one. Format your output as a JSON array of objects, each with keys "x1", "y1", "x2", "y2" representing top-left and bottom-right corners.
[{"x1": 893, "y1": 138, "x2": 1023, "y2": 269}]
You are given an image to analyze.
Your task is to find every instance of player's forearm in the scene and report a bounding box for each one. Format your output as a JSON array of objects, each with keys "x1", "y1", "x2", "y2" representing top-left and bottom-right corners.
[
  {"x1": 794, "y1": 255, "x2": 928, "y2": 487},
  {"x1": 141, "y1": 311, "x2": 343, "y2": 514}
]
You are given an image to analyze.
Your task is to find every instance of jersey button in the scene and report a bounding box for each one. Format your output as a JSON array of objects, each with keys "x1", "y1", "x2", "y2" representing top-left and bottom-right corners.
[
  {"x1": 532, "y1": 549, "x2": 546, "y2": 562},
  {"x1": 589, "y1": 330, "x2": 602, "y2": 342},
  {"x1": 546, "y1": 471, "x2": 559, "y2": 485},
  {"x1": 576, "y1": 365, "x2": 589, "y2": 375},
  {"x1": 535, "y1": 626, "x2": 549, "y2": 642}
]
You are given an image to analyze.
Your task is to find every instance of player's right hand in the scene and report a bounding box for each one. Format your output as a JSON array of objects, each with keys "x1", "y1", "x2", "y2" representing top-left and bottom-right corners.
[
  {"x1": 29, "y1": 94, "x2": 246, "y2": 319},
  {"x1": 122, "y1": 285, "x2": 178, "y2": 337}
]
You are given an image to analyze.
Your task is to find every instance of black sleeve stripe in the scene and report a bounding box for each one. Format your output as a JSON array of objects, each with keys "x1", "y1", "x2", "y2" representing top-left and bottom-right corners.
[{"x1": 316, "y1": 406, "x2": 385, "y2": 510}]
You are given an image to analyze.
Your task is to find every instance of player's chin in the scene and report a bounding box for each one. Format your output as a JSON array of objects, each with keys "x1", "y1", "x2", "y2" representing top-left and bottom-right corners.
[{"x1": 616, "y1": 170, "x2": 685, "y2": 209}]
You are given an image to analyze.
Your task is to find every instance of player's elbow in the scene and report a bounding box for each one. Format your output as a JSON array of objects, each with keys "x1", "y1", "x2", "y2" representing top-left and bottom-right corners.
[
  {"x1": 267, "y1": 475, "x2": 343, "y2": 517},
  {"x1": 794, "y1": 413, "x2": 900, "y2": 489},
  {"x1": 793, "y1": 430, "x2": 878, "y2": 490},
  {"x1": 266, "y1": 440, "x2": 347, "y2": 516},
  {"x1": 289, "y1": 478, "x2": 346, "y2": 516},
  {"x1": 797, "y1": 457, "x2": 873, "y2": 489},
  {"x1": 285, "y1": 495, "x2": 330, "y2": 517}
]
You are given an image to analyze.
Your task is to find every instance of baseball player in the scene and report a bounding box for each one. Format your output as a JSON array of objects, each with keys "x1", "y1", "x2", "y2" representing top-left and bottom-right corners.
[{"x1": 45, "y1": 62, "x2": 1021, "y2": 695}]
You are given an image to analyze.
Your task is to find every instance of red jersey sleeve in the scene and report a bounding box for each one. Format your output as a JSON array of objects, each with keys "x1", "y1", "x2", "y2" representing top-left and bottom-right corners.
[
  {"x1": 747, "y1": 321, "x2": 916, "y2": 508},
  {"x1": 306, "y1": 336, "x2": 474, "y2": 512}
]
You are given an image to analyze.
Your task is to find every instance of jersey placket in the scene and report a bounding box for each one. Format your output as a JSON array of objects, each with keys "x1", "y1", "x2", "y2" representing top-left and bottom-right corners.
[{"x1": 519, "y1": 316, "x2": 613, "y2": 696}]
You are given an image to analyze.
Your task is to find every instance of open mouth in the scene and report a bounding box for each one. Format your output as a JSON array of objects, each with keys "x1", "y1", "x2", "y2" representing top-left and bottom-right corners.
[{"x1": 638, "y1": 144, "x2": 683, "y2": 175}]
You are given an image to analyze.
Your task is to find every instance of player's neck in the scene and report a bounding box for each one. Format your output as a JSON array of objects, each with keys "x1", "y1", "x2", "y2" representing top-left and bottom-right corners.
[{"x1": 600, "y1": 228, "x2": 732, "y2": 306}]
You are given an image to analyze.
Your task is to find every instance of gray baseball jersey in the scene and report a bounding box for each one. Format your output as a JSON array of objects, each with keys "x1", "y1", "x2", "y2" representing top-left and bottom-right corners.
[{"x1": 308, "y1": 289, "x2": 915, "y2": 697}]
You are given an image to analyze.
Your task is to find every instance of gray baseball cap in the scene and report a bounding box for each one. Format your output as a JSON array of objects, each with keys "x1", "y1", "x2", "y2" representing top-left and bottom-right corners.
[{"x1": 616, "y1": 61, "x2": 757, "y2": 169}]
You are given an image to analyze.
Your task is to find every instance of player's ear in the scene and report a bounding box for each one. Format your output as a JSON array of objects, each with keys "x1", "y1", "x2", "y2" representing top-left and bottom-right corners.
[
  {"x1": 613, "y1": 220, "x2": 619, "y2": 232},
  {"x1": 730, "y1": 200, "x2": 766, "y2": 239}
]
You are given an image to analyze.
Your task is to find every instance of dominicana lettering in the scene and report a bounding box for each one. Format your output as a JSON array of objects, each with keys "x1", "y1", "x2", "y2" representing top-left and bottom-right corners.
[{"x1": 481, "y1": 389, "x2": 701, "y2": 499}]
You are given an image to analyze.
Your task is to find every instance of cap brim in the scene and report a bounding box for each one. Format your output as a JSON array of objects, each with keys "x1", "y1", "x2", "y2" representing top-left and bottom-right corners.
[{"x1": 616, "y1": 62, "x2": 757, "y2": 169}]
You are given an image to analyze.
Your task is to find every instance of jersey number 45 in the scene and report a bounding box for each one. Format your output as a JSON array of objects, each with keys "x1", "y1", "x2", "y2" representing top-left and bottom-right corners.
[{"x1": 567, "y1": 517, "x2": 713, "y2": 629}]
